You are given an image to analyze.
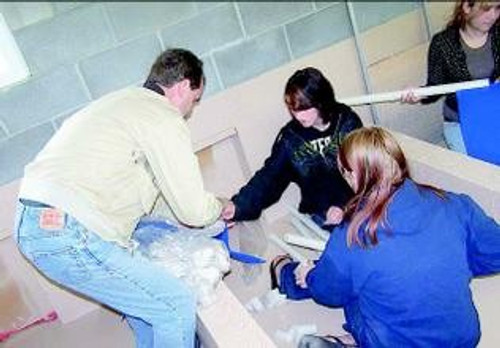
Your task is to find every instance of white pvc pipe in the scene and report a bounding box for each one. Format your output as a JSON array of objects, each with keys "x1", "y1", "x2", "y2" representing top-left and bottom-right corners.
[
  {"x1": 268, "y1": 234, "x2": 307, "y2": 263},
  {"x1": 283, "y1": 233, "x2": 326, "y2": 252},
  {"x1": 338, "y1": 79, "x2": 490, "y2": 107},
  {"x1": 287, "y1": 206, "x2": 330, "y2": 241},
  {"x1": 290, "y1": 217, "x2": 316, "y2": 239}
]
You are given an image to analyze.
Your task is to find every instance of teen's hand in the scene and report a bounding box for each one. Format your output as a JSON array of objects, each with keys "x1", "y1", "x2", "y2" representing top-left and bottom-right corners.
[
  {"x1": 325, "y1": 206, "x2": 344, "y2": 225},
  {"x1": 221, "y1": 201, "x2": 236, "y2": 227}
]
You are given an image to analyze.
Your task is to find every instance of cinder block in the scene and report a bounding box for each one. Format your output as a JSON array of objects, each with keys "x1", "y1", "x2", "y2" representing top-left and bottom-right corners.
[
  {"x1": 286, "y1": 3, "x2": 352, "y2": 59},
  {"x1": 80, "y1": 34, "x2": 162, "y2": 99},
  {"x1": 237, "y1": 2, "x2": 313, "y2": 36},
  {"x1": 160, "y1": 4, "x2": 242, "y2": 57},
  {"x1": 0, "y1": 123, "x2": 54, "y2": 185},
  {"x1": 201, "y1": 56, "x2": 221, "y2": 98},
  {"x1": 105, "y1": 2, "x2": 197, "y2": 42},
  {"x1": 214, "y1": 29, "x2": 290, "y2": 88},
  {"x1": 0, "y1": 65, "x2": 89, "y2": 134},
  {"x1": 14, "y1": 4, "x2": 114, "y2": 74},
  {"x1": 351, "y1": 2, "x2": 420, "y2": 32}
]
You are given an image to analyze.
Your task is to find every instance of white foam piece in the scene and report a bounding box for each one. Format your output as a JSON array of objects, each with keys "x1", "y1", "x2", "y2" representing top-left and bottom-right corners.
[
  {"x1": 275, "y1": 328, "x2": 294, "y2": 343},
  {"x1": 245, "y1": 296, "x2": 265, "y2": 313},
  {"x1": 290, "y1": 217, "x2": 316, "y2": 239},
  {"x1": 287, "y1": 206, "x2": 330, "y2": 241},
  {"x1": 261, "y1": 289, "x2": 287, "y2": 309},
  {"x1": 291, "y1": 324, "x2": 318, "y2": 345},
  {"x1": 268, "y1": 234, "x2": 307, "y2": 263},
  {"x1": 283, "y1": 233, "x2": 326, "y2": 251}
]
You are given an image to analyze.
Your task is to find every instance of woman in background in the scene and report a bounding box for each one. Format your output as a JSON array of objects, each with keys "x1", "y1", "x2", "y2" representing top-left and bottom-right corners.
[
  {"x1": 403, "y1": 0, "x2": 500, "y2": 153},
  {"x1": 287, "y1": 127, "x2": 500, "y2": 347},
  {"x1": 222, "y1": 67, "x2": 362, "y2": 229}
]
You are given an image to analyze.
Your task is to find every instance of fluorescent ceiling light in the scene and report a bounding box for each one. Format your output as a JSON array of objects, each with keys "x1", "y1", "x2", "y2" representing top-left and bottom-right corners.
[{"x1": 0, "y1": 12, "x2": 30, "y2": 89}]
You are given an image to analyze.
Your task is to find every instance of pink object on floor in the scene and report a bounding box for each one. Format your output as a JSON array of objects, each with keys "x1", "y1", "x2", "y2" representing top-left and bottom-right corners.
[{"x1": 0, "y1": 310, "x2": 58, "y2": 342}]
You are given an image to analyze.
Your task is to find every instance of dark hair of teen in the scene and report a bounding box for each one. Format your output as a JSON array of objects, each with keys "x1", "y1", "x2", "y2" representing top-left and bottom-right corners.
[{"x1": 284, "y1": 67, "x2": 341, "y2": 124}]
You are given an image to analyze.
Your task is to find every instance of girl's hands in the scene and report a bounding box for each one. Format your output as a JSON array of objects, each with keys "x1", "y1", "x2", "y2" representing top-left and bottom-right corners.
[
  {"x1": 400, "y1": 87, "x2": 421, "y2": 104},
  {"x1": 294, "y1": 260, "x2": 315, "y2": 289}
]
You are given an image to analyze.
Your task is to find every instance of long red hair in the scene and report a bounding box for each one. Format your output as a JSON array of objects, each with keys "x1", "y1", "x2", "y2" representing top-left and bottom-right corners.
[
  {"x1": 337, "y1": 127, "x2": 409, "y2": 247},
  {"x1": 338, "y1": 128, "x2": 445, "y2": 247}
]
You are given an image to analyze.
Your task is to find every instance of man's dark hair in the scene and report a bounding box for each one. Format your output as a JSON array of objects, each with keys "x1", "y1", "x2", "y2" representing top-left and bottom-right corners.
[{"x1": 144, "y1": 48, "x2": 204, "y2": 91}]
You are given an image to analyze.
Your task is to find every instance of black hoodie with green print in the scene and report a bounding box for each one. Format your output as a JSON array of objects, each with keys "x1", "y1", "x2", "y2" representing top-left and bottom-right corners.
[{"x1": 232, "y1": 103, "x2": 363, "y2": 222}]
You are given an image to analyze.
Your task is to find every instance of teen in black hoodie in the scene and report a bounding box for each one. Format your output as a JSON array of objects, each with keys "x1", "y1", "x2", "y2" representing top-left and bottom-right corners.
[{"x1": 222, "y1": 67, "x2": 363, "y2": 228}]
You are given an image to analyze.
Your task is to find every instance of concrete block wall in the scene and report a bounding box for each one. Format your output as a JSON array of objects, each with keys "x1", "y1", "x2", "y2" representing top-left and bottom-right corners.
[{"x1": 0, "y1": 1, "x2": 447, "y2": 187}]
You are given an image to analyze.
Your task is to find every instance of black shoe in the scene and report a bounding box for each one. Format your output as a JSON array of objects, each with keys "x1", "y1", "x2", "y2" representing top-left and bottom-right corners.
[{"x1": 269, "y1": 254, "x2": 292, "y2": 290}]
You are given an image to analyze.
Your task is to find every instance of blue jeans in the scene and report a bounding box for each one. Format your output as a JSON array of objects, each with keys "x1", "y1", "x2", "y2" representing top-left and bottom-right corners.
[
  {"x1": 14, "y1": 201, "x2": 196, "y2": 348},
  {"x1": 443, "y1": 122, "x2": 467, "y2": 154}
]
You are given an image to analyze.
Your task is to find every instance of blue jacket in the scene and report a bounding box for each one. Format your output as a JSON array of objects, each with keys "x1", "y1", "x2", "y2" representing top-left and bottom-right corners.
[{"x1": 306, "y1": 179, "x2": 500, "y2": 347}]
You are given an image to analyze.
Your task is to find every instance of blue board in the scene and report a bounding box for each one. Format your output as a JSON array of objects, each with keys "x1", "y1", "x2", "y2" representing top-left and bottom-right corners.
[{"x1": 457, "y1": 83, "x2": 500, "y2": 165}]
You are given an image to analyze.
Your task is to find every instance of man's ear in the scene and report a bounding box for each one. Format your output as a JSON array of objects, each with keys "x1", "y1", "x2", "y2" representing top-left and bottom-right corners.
[
  {"x1": 160, "y1": 81, "x2": 184, "y2": 104},
  {"x1": 462, "y1": 1, "x2": 472, "y2": 15},
  {"x1": 170, "y1": 79, "x2": 190, "y2": 101},
  {"x1": 178, "y1": 79, "x2": 191, "y2": 93}
]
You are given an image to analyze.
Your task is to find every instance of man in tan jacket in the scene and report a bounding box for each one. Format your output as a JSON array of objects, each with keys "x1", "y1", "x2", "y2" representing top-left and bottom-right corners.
[{"x1": 15, "y1": 48, "x2": 222, "y2": 347}]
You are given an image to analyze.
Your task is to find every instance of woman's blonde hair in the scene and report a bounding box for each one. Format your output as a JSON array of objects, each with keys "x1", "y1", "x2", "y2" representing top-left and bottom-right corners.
[
  {"x1": 338, "y1": 127, "x2": 409, "y2": 247},
  {"x1": 447, "y1": 0, "x2": 500, "y2": 28}
]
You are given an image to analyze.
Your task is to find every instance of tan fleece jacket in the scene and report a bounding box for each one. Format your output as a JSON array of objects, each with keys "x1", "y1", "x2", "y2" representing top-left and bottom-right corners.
[{"x1": 19, "y1": 87, "x2": 221, "y2": 246}]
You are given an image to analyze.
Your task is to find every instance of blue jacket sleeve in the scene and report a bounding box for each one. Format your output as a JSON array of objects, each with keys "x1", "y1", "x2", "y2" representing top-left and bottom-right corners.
[
  {"x1": 460, "y1": 195, "x2": 500, "y2": 276},
  {"x1": 231, "y1": 130, "x2": 293, "y2": 221},
  {"x1": 305, "y1": 227, "x2": 354, "y2": 307}
]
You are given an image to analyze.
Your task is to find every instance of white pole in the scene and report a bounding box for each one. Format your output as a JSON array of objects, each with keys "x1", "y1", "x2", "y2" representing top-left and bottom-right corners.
[
  {"x1": 268, "y1": 234, "x2": 308, "y2": 263},
  {"x1": 290, "y1": 217, "x2": 316, "y2": 239},
  {"x1": 339, "y1": 79, "x2": 490, "y2": 107},
  {"x1": 287, "y1": 206, "x2": 330, "y2": 241},
  {"x1": 283, "y1": 233, "x2": 326, "y2": 252}
]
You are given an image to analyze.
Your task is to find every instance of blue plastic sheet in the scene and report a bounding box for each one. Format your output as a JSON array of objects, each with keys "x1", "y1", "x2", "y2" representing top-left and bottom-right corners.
[
  {"x1": 457, "y1": 83, "x2": 500, "y2": 165},
  {"x1": 214, "y1": 226, "x2": 265, "y2": 264}
]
